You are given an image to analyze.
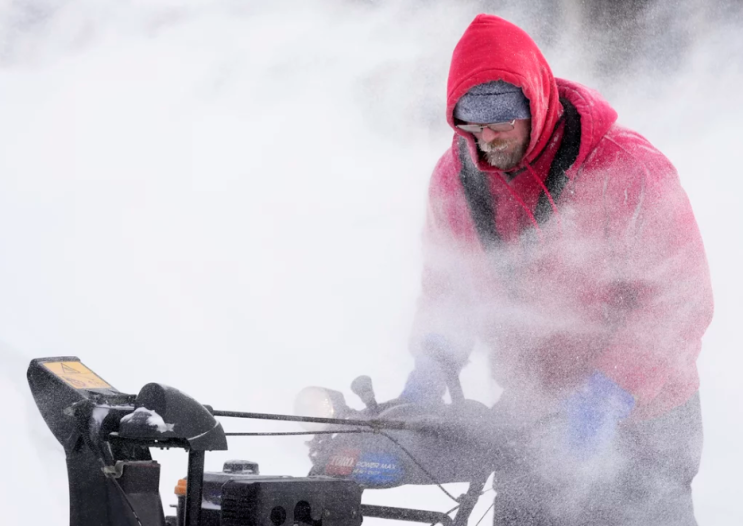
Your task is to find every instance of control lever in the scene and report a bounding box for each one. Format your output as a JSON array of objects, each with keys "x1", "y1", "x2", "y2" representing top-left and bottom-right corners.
[
  {"x1": 443, "y1": 370, "x2": 464, "y2": 404},
  {"x1": 350, "y1": 375, "x2": 379, "y2": 414},
  {"x1": 421, "y1": 333, "x2": 465, "y2": 404}
]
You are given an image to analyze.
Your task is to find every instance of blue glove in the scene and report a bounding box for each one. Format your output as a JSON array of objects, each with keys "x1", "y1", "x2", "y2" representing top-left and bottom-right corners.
[
  {"x1": 563, "y1": 371, "x2": 635, "y2": 457},
  {"x1": 399, "y1": 334, "x2": 453, "y2": 404}
]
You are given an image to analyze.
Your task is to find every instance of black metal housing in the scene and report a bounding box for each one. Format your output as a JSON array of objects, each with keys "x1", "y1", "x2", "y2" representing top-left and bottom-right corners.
[
  {"x1": 27, "y1": 357, "x2": 229, "y2": 526},
  {"x1": 121, "y1": 383, "x2": 228, "y2": 451},
  {"x1": 220, "y1": 477, "x2": 363, "y2": 526},
  {"x1": 27, "y1": 357, "x2": 159, "y2": 526}
]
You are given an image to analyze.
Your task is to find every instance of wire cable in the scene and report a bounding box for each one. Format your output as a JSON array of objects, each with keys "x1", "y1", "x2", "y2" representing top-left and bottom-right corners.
[
  {"x1": 429, "y1": 484, "x2": 494, "y2": 525},
  {"x1": 377, "y1": 430, "x2": 459, "y2": 504},
  {"x1": 225, "y1": 429, "x2": 369, "y2": 437},
  {"x1": 474, "y1": 501, "x2": 495, "y2": 526},
  {"x1": 110, "y1": 475, "x2": 144, "y2": 526},
  {"x1": 212, "y1": 409, "x2": 407, "y2": 430},
  {"x1": 435, "y1": 501, "x2": 462, "y2": 525}
]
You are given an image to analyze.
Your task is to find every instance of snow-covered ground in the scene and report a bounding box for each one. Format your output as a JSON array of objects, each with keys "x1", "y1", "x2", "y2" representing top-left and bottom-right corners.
[{"x1": 1, "y1": 1, "x2": 741, "y2": 524}]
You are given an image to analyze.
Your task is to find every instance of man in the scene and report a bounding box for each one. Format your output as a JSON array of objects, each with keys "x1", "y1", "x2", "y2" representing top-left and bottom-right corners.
[{"x1": 401, "y1": 14, "x2": 713, "y2": 526}]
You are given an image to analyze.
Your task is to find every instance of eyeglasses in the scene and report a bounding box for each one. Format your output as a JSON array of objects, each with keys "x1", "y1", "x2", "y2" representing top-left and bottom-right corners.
[{"x1": 456, "y1": 120, "x2": 516, "y2": 134}]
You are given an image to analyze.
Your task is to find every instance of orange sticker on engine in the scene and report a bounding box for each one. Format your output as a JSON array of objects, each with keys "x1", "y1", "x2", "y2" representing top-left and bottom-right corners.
[{"x1": 42, "y1": 361, "x2": 112, "y2": 390}]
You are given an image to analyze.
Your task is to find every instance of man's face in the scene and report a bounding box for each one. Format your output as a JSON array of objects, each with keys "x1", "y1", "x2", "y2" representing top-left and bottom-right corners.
[{"x1": 470, "y1": 119, "x2": 531, "y2": 170}]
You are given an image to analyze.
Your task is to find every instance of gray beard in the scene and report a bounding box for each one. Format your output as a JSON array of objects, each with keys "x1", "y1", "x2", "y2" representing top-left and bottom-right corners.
[{"x1": 478, "y1": 139, "x2": 528, "y2": 171}]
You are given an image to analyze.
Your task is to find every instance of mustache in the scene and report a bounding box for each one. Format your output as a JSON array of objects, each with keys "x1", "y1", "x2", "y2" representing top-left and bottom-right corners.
[{"x1": 478, "y1": 138, "x2": 514, "y2": 152}]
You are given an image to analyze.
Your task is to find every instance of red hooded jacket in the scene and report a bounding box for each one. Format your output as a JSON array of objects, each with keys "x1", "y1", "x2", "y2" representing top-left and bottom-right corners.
[{"x1": 414, "y1": 14, "x2": 713, "y2": 420}]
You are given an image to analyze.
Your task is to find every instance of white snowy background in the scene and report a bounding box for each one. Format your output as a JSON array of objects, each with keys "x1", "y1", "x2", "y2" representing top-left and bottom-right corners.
[{"x1": 1, "y1": 0, "x2": 741, "y2": 524}]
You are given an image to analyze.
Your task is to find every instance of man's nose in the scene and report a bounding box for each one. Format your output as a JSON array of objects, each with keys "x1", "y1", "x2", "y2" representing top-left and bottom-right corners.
[{"x1": 480, "y1": 127, "x2": 500, "y2": 142}]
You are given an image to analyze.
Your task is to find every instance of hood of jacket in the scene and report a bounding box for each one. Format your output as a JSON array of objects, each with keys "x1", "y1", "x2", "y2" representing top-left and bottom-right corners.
[{"x1": 447, "y1": 14, "x2": 616, "y2": 174}]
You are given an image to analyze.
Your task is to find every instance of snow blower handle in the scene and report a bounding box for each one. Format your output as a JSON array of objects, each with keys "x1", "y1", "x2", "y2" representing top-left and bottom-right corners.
[
  {"x1": 351, "y1": 375, "x2": 380, "y2": 413},
  {"x1": 401, "y1": 334, "x2": 467, "y2": 404},
  {"x1": 419, "y1": 333, "x2": 465, "y2": 403}
]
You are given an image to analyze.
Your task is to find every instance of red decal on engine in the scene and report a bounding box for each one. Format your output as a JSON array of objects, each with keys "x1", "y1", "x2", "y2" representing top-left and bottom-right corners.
[{"x1": 325, "y1": 449, "x2": 360, "y2": 476}]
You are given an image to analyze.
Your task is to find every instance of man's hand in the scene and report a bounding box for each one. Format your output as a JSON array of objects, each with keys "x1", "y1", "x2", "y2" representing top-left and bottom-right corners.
[
  {"x1": 399, "y1": 334, "x2": 455, "y2": 404},
  {"x1": 563, "y1": 371, "x2": 635, "y2": 457}
]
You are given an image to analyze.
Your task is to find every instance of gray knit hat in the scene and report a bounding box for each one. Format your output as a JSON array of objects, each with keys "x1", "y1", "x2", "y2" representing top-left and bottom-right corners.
[{"x1": 453, "y1": 80, "x2": 531, "y2": 123}]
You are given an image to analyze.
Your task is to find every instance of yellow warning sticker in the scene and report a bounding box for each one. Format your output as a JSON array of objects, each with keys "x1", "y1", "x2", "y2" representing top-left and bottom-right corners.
[{"x1": 42, "y1": 361, "x2": 113, "y2": 390}]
